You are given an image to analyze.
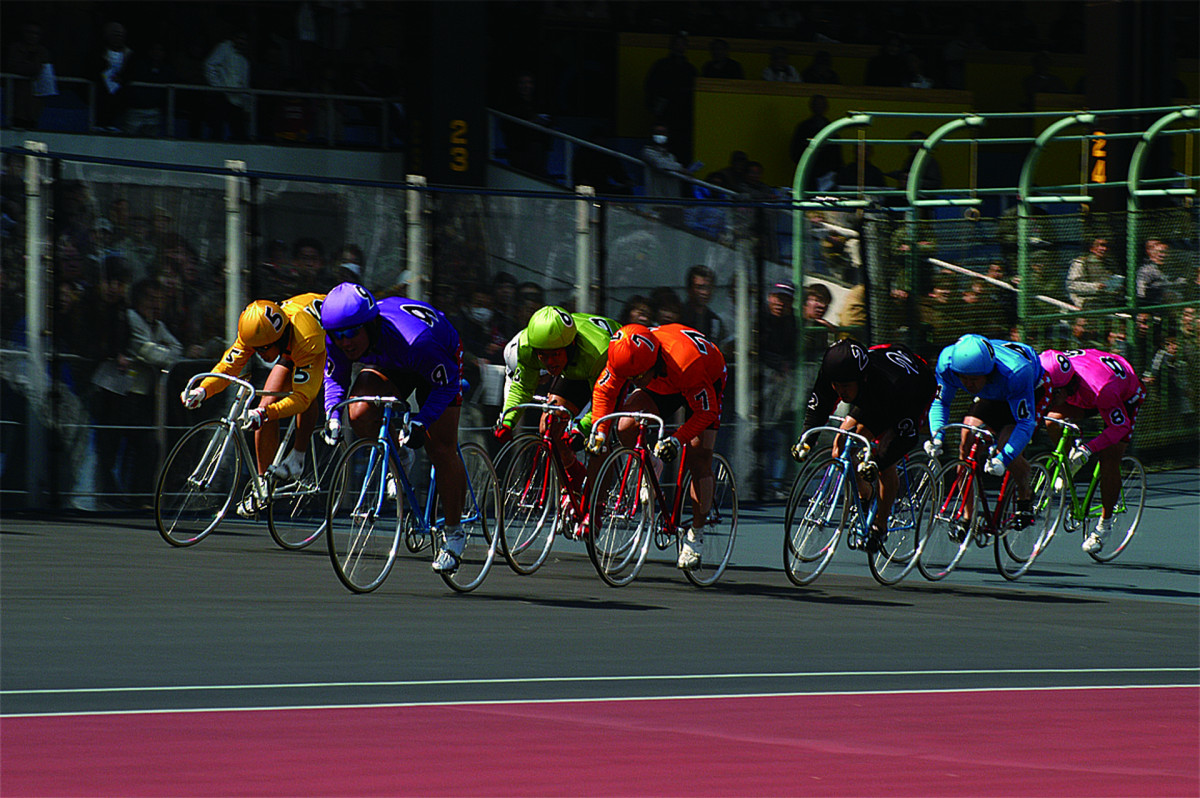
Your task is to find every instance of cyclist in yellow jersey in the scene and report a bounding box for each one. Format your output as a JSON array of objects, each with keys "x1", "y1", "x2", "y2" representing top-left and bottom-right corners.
[{"x1": 180, "y1": 294, "x2": 327, "y2": 511}]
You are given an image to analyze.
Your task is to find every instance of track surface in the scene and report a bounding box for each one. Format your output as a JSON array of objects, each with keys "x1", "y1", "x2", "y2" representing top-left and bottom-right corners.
[{"x1": 2, "y1": 469, "x2": 1197, "y2": 795}]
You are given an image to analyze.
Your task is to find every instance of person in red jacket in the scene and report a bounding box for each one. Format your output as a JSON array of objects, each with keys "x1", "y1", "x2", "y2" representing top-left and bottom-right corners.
[{"x1": 589, "y1": 323, "x2": 726, "y2": 570}]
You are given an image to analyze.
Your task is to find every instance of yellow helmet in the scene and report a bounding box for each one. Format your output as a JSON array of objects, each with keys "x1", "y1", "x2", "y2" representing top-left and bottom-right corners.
[{"x1": 237, "y1": 300, "x2": 288, "y2": 348}]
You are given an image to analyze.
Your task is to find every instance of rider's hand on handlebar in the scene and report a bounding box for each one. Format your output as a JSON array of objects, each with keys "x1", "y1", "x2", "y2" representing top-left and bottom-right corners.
[
  {"x1": 653, "y1": 435, "x2": 680, "y2": 463},
  {"x1": 790, "y1": 440, "x2": 812, "y2": 462},
  {"x1": 923, "y1": 436, "x2": 943, "y2": 459},
  {"x1": 241, "y1": 407, "x2": 268, "y2": 431},
  {"x1": 493, "y1": 420, "x2": 513, "y2": 444},
  {"x1": 323, "y1": 416, "x2": 343, "y2": 446},
  {"x1": 564, "y1": 424, "x2": 587, "y2": 453},
  {"x1": 586, "y1": 431, "x2": 607, "y2": 456},
  {"x1": 985, "y1": 454, "x2": 1006, "y2": 476},
  {"x1": 181, "y1": 387, "x2": 205, "y2": 410},
  {"x1": 1068, "y1": 442, "x2": 1091, "y2": 473},
  {"x1": 405, "y1": 420, "x2": 427, "y2": 450}
]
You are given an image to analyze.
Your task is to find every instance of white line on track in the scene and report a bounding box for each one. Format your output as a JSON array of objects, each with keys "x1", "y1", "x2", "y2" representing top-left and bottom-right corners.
[
  {"x1": 3, "y1": 667, "x2": 1195, "y2": 697},
  {"x1": 4, "y1": 682, "x2": 1197, "y2": 719}
]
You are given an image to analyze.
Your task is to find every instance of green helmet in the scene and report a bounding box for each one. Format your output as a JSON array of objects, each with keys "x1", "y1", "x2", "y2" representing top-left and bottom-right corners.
[{"x1": 527, "y1": 306, "x2": 576, "y2": 349}]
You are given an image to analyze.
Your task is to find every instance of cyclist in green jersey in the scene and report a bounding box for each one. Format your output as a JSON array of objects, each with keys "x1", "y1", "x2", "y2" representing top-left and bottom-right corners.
[{"x1": 494, "y1": 306, "x2": 618, "y2": 502}]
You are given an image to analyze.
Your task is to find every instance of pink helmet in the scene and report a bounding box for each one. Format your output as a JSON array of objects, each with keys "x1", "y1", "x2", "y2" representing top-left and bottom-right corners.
[{"x1": 1039, "y1": 349, "x2": 1076, "y2": 390}]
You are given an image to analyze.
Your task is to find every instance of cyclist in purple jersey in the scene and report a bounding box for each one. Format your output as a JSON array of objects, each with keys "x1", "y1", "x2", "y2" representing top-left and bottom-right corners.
[{"x1": 320, "y1": 282, "x2": 468, "y2": 573}]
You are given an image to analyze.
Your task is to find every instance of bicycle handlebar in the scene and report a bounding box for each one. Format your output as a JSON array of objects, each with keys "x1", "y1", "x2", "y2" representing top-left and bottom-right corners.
[
  {"x1": 797, "y1": 425, "x2": 877, "y2": 468},
  {"x1": 1042, "y1": 416, "x2": 1082, "y2": 435},
  {"x1": 588, "y1": 411, "x2": 666, "y2": 448},
  {"x1": 331, "y1": 395, "x2": 412, "y2": 439},
  {"x1": 184, "y1": 372, "x2": 291, "y2": 398},
  {"x1": 933, "y1": 423, "x2": 999, "y2": 456},
  {"x1": 509, "y1": 402, "x2": 572, "y2": 419}
]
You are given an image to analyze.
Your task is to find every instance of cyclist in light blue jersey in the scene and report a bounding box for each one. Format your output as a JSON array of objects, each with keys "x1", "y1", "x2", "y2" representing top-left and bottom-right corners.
[{"x1": 926, "y1": 334, "x2": 1048, "y2": 523}]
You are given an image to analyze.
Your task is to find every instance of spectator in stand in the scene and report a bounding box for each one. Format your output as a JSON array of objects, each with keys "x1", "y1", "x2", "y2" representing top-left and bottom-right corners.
[
  {"x1": 573, "y1": 123, "x2": 635, "y2": 195},
  {"x1": 514, "y1": 282, "x2": 545, "y2": 330},
  {"x1": 710, "y1": 150, "x2": 751, "y2": 192},
  {"x1": 906, "y1": 53, "x2": 934, "y2": 89},
  {"x1": 801, "y1": 50, "x2": 841, "y2": 85},
  {"x1": 5, "y1": 21, "x2": 54, "y2": 130},
  {"x1": 886, "y1": 131, "x2": 942, "y2": 192},
  {"x1": 95, "y1": 21, "x2": 131, "y2": 132},
  {"x1": 650, "y1": 286, "x2": 684, "y2": 326},
  {"x1": 758, "y1": 281, "x2": 798, "y2": 500},
  {"x1": 204, "y1": 27, "x2": 252, "y2": 141},
  {"x1": 85, "y1": 259, "x2": 134, "y2": 504},
  {"x1": 126, "y1": 278, "x2": 184, "y2": 500},
  {"x1": 332, "y1": 243, "x2": 365, "y2": 286},
  {"x1": 644, "y1": 33, "x2": 697, "y2": 166},
  {"x1": 761, "y1": 46, "x2": 801, "y2": 82},
  {"x1": 640, "y1": 123, "x2": 700, "y2": 223},
  {"x1": 291, "y1": 236, "x2": 329, "y2": 293},
  {"x1": 123, "y1": 41, "x2": 175, "y2": 136},
  {"x1": 254, "y1": 239, "x2": 296, "y2": 300},
  {"x1": 500, "y1": 70, "x2": 553, "y2": 177},
  {"x1": 681, "y1": 265, "x2": 732, "y2": 349},
  {"x1": 1067, "y1": 235, "x2": 1122, "y2": 310},
  {"x1": 837, "y1": 144, "x2": 887, "y2": 191},
  {"x1": 790, "y1": 94, "x2": 842, "y2": 192},
  {"x1": 864, "y1": 34, "x2": 911, "y2": 88},
  {"x1": 1021, "y1": 51, "x2": 1069, "y2": 110},
  {"x1": 800, "y1": 282, "x2": 837, "y2": 360},
  {"x1": 492, "y1": 272, "x2": 519, "y2": 340},
  {"x1": 942, "y1": 20, "x2": 986, "y2": 90},
  {"x1": 701, "y1": 38, "x2": 743, "y2": 80},
  {"x1": 619, "y1": 294, "x2": 654, "y2": 326},
  {"x1": 1143, "y1": 335, "x2": 1194, "y2": 421},
  {"x1": 1137, "y1": 238, "x2": 1186, "y2": 305}
]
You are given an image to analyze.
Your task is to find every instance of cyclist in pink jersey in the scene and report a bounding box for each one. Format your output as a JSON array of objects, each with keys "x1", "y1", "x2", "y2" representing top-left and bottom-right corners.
[{"x1": 1039, "y1": 348, "x2": 1146, "y2": 553}]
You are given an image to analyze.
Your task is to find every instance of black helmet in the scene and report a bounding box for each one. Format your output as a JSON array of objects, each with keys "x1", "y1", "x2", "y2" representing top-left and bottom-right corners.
[{"x1": 822, "y1": 338, "x2": 869, "y2": 382}]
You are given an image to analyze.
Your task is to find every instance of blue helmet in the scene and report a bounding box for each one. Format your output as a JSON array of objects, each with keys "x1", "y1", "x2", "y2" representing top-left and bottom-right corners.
[
  {"x1": 947, "y1": 334, "x2": 996, "y2": 376},
  {"x1": 322, "y1": 282, "x2": 379, "y2": 331}
]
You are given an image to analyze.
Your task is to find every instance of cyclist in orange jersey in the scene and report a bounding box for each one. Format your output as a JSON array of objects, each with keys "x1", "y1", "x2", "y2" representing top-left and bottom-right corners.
[{"x1": 589, "y1": 323, "x2": 727, "y2": 570}]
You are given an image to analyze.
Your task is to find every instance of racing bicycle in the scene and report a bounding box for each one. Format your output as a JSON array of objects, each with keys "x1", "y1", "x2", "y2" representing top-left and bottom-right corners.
[
  {"x1": 324, "y1": 395, "x2": 500, "y2": 594},
  {"x1": 155, "y1": 372, "x2": 342, "y2": 550},
  {"x1": 585, "y1": 412, "x2": 738, "y2": 588}
]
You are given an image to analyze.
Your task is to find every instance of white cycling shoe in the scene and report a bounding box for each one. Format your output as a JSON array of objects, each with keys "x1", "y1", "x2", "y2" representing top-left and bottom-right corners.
[
  {"x1": 432, "y1": 529, "x2": 466, "y2": 573},
  {"x1": 677, "y1": 529, "x2": 703, "y2": 571}
]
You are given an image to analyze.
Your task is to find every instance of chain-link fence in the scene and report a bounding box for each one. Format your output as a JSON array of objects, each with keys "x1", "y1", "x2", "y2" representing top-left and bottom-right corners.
[{"x1": 2, "y1": 113, "x2": 1197, "y2": 510}]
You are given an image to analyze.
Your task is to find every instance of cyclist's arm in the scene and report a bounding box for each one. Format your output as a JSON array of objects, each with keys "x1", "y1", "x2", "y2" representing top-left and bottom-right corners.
[
  {"x1": 999, "y1": 381, "x2": 1039, "y2": 464},
  {"x1": 261, "y1": 357, "x2": 320, "y2": 421},
  {"x1": 928, "y1": 378, "x2": 954, "y2": 438},
  {"x1": 673, "y1": 380, "x2": 721, "y2": 443},
  {"x1": 498, "y1": 350, "x2": 537, "y2": 428},
  {"x1": 322, "y1": 348, "x2": 350, "y2": 419},
  {"x1": 590, "y1": 367, "x2": 622, "y2": 436},
  {"x1": 1085, "y1": 384, "x2": 1136, "y2": 452},
  {"x1": 198, "y1": 339, "x2": 252, "y2": 397},
  {"x1": 801, "y1": 376, "x2": 839, "y2": 432}
]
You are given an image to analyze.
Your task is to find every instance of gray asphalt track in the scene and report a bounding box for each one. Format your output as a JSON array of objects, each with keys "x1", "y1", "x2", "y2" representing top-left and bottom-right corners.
[{"x1": 2, "y1": 469, "x2": 1197, "y2": 718}]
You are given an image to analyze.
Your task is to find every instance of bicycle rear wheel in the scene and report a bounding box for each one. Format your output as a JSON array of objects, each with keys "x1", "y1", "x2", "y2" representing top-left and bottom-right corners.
[
  {"x1": 918, "y1": 459, "x2": 979, "y2": 580},
  {"x1": 326, "y1": 439, "x2": 402, "y2": 593},
  {"x1": 267, "y1": 433, "x2": 344, "y2": 550},
  {"x1": 869, "y1": 456, "x2": 934, "y2": 586},
  {"x1": 783, "y1": 455, "x2": 847, "y2": 586},
  {"x1": 155, "y1": 420, "x2": 243, "y2": 547},
  {"x1": 682, "y1": 452, "x2": 739, "y2": 587},
  {"x1": 587, "y1": 447, "x2": 653, "y2": 587},
  {"x1": 996, "y1": 458, "x2": 1062, "y2": 580},
  {"x1": 499, "y1": 437, "x2": 559, "y2": 575},
  {"x1": 1087, "y1": 456, "x2": 1145, "y2": 563},
  {"x1": 438, "y1": 441, "x2": 500, "y2": 593}
]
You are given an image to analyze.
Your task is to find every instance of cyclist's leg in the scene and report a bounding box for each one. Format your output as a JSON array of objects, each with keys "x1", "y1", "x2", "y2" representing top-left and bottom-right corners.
[
  {"x1": 1096, "y1": 438, "x2": 1128, "y2": 518},
  {"x1": 685, "y1": 429, "x2": 717, "y2": 530},
  {"x1": 991, "y1": 422, "x2": 1030, "y2": 499},
  {"x1": 252, "y1": 360, "x2": 293, "y2": 475},
  {"x1": 613, "y1": 389, "x2": 660, "y2": 448},
  {"x1": 542, "y1": 387, "x2": 584, "y2": 494},
  {"x1": 343, "y1": 368, "x2": 391, "y2": 440},
  {"x1": 292, "y1": 383, "x2": 324, "y2": 456},
  {"x1": 427, "y1": 405, "x2": 465, "y2": 528}
]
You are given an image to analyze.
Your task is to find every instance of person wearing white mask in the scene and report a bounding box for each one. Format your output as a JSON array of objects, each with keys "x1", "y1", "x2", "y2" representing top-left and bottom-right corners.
[{"x1": 639, "y1": 123, "x2": 702, "y2": 207}]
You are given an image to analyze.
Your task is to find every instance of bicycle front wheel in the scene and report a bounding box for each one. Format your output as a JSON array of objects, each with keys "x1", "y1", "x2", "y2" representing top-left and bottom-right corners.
[
  {"x1": 438, "y1": 441, "x2": 500, "y2": 593},
  {"x1": 587, "y1": 447, "x2": 653, "y2": 587},
  {"x1": 1088, "y1": 456, "x2": 1146, "y2": 563},
  {"x1": 498, "y1": 437, "x2": 559, "y2": 575},
  {"x1": 268, "y1": 433, "x2": 345, "y2": 550},
  {"x1": 783, "y1": 455, "x2": 847, "y2": 586},
  {"x1": 326, "y1": 439, "x2": 403, "y2": 593},
  {"x1": 155, "y1": 420, "x2": 243, "y2": 547},
  {"x1": 918, "y1": 459, "x2": 979, "y2": 581},
  {"x1": 869, "y1": 456, "x2": 934, "y2": 586},
  {"x1": 682, "y1": 452, "x2": 739, "y2": 587},
  {"x1": 995, "y1": 458, "x2": 1062, "y2": 580}
]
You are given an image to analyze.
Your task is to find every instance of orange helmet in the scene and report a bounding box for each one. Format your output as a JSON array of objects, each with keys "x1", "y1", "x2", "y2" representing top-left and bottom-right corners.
[
  {"x1": 607, "y1": 324, "x2": 660, "y2": 378},
  {"x1": 237, "y1": 300, "x2": 288, "y2": 348}
]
